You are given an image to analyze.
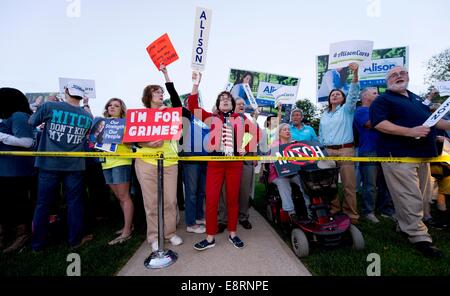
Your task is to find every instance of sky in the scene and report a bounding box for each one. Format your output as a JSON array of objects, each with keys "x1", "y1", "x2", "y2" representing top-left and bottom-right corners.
[{"x1": 1, "y1": 0, "x2": 449, "y2": 117}]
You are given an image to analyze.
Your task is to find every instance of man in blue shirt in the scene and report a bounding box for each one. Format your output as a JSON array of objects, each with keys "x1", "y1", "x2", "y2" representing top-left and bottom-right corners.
[
  {"x1": 354, "y1": 87, "x2": 394, "y2": 223},
  {"x1": 370, "y1": 66, "x2": 450, "y2": 258},
  {"x1": 29, "y1": 82, "x2": 93, "y2": 251},
  {"x1": 289, "y1": 108, "x2": 318, "y2": 142}
]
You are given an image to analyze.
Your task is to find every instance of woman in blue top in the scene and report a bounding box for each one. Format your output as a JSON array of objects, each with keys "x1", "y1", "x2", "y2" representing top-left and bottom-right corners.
[{"x1": 319, "y1": 62, "x2": 360, "y2": 224}]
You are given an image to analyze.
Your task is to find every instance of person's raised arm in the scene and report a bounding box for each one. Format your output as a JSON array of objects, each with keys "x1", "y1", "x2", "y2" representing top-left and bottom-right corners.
[
  {"x1": 344, "y1": 62, "x2": 360, "y2": 111},
  {"x1": 187, "y1": 71, "x2": 211, "y2": 123},
  {"x1": 160, "y1": 63, "x2": 182, "y2": 108},
  {"x1": 160, "y1": 63, "x2": 171, "y2": 83}
]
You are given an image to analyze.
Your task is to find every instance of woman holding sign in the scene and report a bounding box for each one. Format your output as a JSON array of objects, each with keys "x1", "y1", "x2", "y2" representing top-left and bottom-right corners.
[
  {"x1": 100, "y1": 98, "x2": 135, "y2": 246},
  {"x1": 319, "y1": 62, "x2": 360, "y2": 224},
  {"x1": 187, "y1": 72, "x2": 261, "y2": 251},
  {"x1": 134, "y1": 65, "x2": 183, "y2": 252}
]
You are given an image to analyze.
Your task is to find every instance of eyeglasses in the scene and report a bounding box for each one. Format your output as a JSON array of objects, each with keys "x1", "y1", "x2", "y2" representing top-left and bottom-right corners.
[
  {"x1": 152, "y1": 89, "x2": 164, "y2": 94},
  {"x1": 387, "y1": 70, "x2": 408, "y2": 80},
  {"x1": 220, "y1": 97, "x2": 232, "y2": 102}
]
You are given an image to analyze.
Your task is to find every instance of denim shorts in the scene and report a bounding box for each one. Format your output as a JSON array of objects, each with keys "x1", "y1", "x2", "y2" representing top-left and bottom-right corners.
[{"x1": 103, "y1": 165, "x2": 131, "y2": 185}]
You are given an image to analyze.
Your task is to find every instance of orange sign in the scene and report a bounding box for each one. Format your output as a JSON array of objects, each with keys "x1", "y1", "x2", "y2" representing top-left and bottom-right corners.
[{"x1": 146, "y1": 33, "x2": 179, "y2": 69}]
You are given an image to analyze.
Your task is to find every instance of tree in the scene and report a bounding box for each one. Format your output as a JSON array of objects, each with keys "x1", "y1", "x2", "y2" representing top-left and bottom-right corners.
[
  {"x1": 295, "y1": 99, "x2": 320, "y2": 133},
  {"x1": 424, "y1": 48, "x2": 450, "y2": 84},
  {"x1": 423, "y1": 48, "x2": 450, "y2": 103}
]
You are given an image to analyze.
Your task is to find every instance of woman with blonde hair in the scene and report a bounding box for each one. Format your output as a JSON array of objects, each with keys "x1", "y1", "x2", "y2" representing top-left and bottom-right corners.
[{"x1": 101, "y1": 98, "x2": 134, "y2": 245}]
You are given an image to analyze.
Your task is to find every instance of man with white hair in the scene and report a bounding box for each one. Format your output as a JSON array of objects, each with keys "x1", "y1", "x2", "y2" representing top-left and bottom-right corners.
[{"x1": 370, "y1": 66, "x2": 450, "y2": 258}]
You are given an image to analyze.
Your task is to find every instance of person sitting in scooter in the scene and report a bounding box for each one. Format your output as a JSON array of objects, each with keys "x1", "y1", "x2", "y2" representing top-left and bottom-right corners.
[{"x1": 268, "y1": 123, "x2": 311, "y2": 220}]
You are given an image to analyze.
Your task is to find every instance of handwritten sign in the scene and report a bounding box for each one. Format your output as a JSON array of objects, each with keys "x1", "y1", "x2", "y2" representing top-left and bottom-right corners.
[
  {"x1": 59, "y1": 77, "x2": 96, "y2": 98},
  {"x1": 191, "y1": 7, "x2": 212, "y2": 71},
  {"x1": 328, "y1": 40, "x2": 374, "y2": 69},
  {"x1": 146, "y1": 33, "x2": 179, "y2": 69},
  {"x1": 123, "y1": 107, "x2": 182, "y2": 142}
]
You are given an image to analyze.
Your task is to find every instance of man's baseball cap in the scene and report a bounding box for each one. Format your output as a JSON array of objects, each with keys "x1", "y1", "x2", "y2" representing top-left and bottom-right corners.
[{"x1": 65, "y1": 82, "x2": 86, "y2": 98}]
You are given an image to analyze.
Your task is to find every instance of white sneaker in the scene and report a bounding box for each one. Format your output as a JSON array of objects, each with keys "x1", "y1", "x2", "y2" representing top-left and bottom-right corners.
[
  {"x1": 381, "y1": 213, "x2": 397, "y2": 222},
  {"x1": 364, "y1": 213, "x2": 380, "y2": 223},
  {"x1": 169, "y1": 234, "x2": 183, "y2": 246},
  {"x1": 187, "y1": 225, "x2": 206, "y2": 234},
  {"x1": 151, "y1": 241, "x2": 159, "y2": 252},
  {"x1": 196, "y1": 219, "x2": 206, "y2": 225}
]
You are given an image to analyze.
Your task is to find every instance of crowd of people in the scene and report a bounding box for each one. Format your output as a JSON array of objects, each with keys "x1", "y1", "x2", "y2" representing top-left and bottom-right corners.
[{"x1": 0, "y1": 64, "x2": 448, "y2": 259}]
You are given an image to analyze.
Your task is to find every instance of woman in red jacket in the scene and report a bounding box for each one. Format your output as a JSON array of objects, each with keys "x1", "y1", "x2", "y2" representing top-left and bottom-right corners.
[{"x1": 187, "y1": 72, "x2": 260, "y2": 251}]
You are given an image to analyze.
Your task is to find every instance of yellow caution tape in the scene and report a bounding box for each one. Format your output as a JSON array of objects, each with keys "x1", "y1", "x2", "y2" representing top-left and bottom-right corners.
[{"x1": 1, "y1": 151, "x2": 450, "y2": 163}]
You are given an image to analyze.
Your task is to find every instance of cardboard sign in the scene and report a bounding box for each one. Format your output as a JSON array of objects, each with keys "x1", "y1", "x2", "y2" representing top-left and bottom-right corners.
[
  {"x1": 423, "y1": 96, "x2": 450, "y2": 127},
  {"x1": 123, "y1": 107, "x2": 182, "y2": 142},
  {"x1": 191, "y1": 7, "x2": 212, "y2": 71},
  {"x1": 59, "y1": 77, "x2": 96, "y2": 98},
  {"x1": 146, "y1": 33, "x2": 179, "y2": 69},
  {"x1": 328, "y1": 40, "x2": 374, "y2": 69},
  {"x1": 242, "y1": 83, "x2": 258, "y2": 109},
  {"x1": 434, "y1": 81, "x2": 450, "y2": 96},
  {"x1": 272, "y1": 85, "x2": 298, "y2": 107},
  {"x1": 273, "y1": 141, "x2": 327, "y2": 177}
]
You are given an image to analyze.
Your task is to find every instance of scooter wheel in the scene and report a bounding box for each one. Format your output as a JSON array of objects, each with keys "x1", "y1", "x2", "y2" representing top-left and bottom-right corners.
[{"x1": 291, "y1": 228, "x2": 309, "y2": 258}]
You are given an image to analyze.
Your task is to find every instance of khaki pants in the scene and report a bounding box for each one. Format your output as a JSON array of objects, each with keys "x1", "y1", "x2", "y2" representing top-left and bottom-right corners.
[
  {"x1": 381, "y1": 162, "x2": 432, "y2": 243},
  {"x1": 135, "y1": 159, "x2": 178, "y2": 243},
  {"x1": 326, "y1": 147, "x2": 359, "y2": 220}
]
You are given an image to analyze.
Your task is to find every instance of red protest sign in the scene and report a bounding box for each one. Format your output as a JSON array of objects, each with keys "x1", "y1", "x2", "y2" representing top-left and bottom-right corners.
[
  {"x1": 146, "y1": 33, "x2": 179, "y2": 69},
  {"x1": 123, "y1": 107, "x2": 182, "y2": 142}
]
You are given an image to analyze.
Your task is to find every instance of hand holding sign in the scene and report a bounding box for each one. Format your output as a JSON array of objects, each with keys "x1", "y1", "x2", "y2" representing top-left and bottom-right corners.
[
  {"x1": 146, "y1": 33, "x2": 179, "y2": 70},
  {"x1": 192, "y1": 71, "x2": 202, "y2": 86}
]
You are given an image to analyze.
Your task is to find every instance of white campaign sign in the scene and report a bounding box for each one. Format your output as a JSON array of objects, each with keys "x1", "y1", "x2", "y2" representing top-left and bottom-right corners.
[
  {"x1": 328, "y1": 40, "x2": 374, "y2": 69},
  {"x1": 272, "y1": 85, "x2": 298, "y2": 106},
  {"x1": 434, "y1": 81, "x2": 450, "y2": 96},
  {"x1": 360, "y1": 57, "x2": 404, "y2": 80},
  {"x1": 191, "y1": 7, "x2": 212, "y2": 71},
  {"x1": 423, "y1": 96, "x2": 450, "y2": 127},
  {"x1": 59, "y1": 77, "x2": 96, "y2": 98},
  {"x1": 242, "y1": 83, "x2": 258, "y2": 109}
]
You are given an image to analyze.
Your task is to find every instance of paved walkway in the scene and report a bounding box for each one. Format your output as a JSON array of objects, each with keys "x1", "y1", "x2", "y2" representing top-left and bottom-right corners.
[{"x1": 118, "y1": 208, "x2": 311, "y2": 276}]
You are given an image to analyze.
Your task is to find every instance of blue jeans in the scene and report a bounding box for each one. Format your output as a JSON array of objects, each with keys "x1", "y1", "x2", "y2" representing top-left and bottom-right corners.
[
  {"x1": 32, "y1": 170, "x2": 85, "y2": 250},
  {"x1": 359, "y1": 151, "x2": 395, "y2": 216},
  {"x1": 182, "y1": 162, "x2": 206, "y2": 226}
]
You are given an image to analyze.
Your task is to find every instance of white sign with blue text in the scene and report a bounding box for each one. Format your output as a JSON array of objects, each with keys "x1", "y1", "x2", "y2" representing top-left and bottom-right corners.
[
  {"x1": 328, "y1": 40, "x2": 374, "y2": 69},
  {"x1": 59, "y1": 77, "x2": 96, "y2": 98},
  {"x1": 242, "y1": 83, "x2": 258, "y2": 109},
  {"x1": 191, "y1": 7, "x2": 212, "y2": 71},
  {"x1": 273, "y1": 85, "x2": 298, "y2": 106}
]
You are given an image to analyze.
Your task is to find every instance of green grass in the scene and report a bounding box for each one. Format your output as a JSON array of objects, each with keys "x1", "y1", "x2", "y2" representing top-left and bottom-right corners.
[
  {"x1": 253, "y1": 176, "x2": 450, "y2": 276},
  {"x1": 0, "y1": 218, "x2": 146, "y2": 276}
]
